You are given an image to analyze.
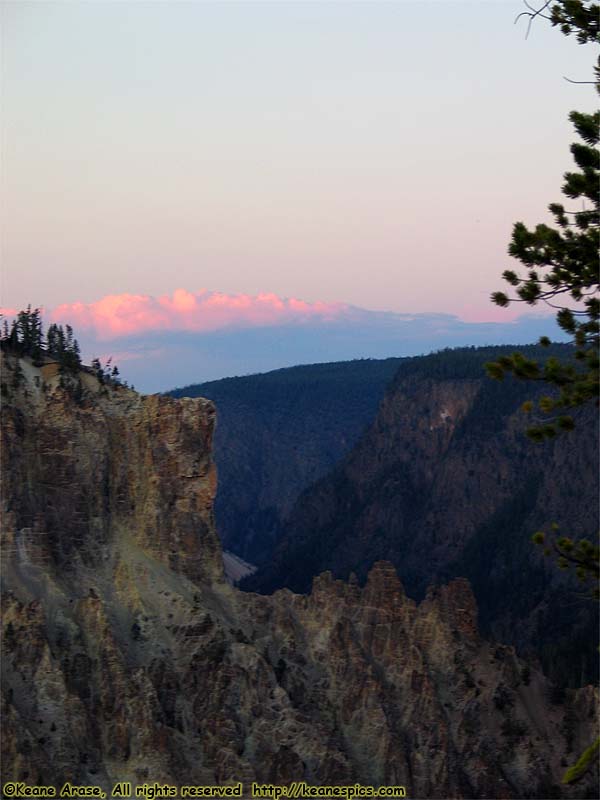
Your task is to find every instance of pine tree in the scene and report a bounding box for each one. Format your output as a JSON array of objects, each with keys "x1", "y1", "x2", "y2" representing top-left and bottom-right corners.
[
  {"x1": 3, "y1": 308, "x2": 86, "y2": 381},
  {"x1": 15, "y1": 306, "x2": 44, "y2": 361},
  {"x1": 8, "y1": 321, "x2": 19, "y2": 350},
  {"x1": 46, "y1": 323, "x2": 58, "y2": 354},
  {"x1": 486, "y1": 2, "x2": 599, "y2": 783},
  {"x1": 488, "y1": 0, "x2": 599, "y2": 590},
  {"x1": 486, "y1": 1, "x2": 599, "y2": 441},
  {"x1": 91, "y1": 357, "x2": 104, "y2": 384},
  {"x1": 45, "y1": 321, "x2": 82, "y2": 371}
]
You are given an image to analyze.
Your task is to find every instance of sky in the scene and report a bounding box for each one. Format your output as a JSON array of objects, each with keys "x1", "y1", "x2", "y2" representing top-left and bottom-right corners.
[
  {"x1": 1, "y1": 0, "x2": 595, "y2": 389},
  {"x1": 40, "y1": 294, "x2": 573, "y2": 392}
]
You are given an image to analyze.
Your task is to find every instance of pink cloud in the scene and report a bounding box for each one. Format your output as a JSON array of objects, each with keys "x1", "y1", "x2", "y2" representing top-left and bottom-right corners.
[{"x1": 50, "y1": 289, "x2": 349, "y2": 340}]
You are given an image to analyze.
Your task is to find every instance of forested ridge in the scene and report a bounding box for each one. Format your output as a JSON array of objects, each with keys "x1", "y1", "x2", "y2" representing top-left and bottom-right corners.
[{"x1": 241, "y1": 344, "x2": 597, "y2": 687}]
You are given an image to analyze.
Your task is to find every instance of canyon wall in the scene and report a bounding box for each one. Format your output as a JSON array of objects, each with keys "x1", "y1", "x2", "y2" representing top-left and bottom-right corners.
[
  {"x1": 1, "y1": 354, "x2": 598, "y2": 799},
  {"x1": 245, "y1": 348, "x2": 599, "y2": 686},
  {"x1": 168, "y1": 359, "x2": 403, "y2": 564}
]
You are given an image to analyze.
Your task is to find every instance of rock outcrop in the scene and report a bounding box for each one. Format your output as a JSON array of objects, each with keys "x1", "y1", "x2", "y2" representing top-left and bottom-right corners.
[
  {"x1": 167, "y1": 358, "x2": 404, "y2": 564},
  {"x1": 1, "y1": 354, "x2": 598, "y2": 799}
]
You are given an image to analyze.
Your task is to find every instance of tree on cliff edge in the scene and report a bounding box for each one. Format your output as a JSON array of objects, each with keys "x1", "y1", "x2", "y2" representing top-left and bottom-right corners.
[
  {"x1": 486, "y1": 2, "x2": 599, "y2": 782},
  {"x1": 486, "y1": 0, "x2": 599, "y2": 443},
  {"x1": 486, "y1": 0, "x2": 599, "y2": 587}
]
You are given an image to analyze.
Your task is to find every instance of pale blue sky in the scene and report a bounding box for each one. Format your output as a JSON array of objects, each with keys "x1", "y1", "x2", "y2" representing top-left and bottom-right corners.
[{"x1": 2, "y1": 0, "x2": 596, "y2": 319}]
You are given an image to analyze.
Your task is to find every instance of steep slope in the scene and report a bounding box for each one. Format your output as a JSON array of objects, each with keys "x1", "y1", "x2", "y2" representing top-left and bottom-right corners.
[
  {"x1": 168, "y1": 358, "x2": 403, "y2": 563},
  {"x1": 1, "y1": 352, "x2": 598, "y2": 799},
  {"x1": 244, "y1": 346, "x2": 599, "y2": 686}
]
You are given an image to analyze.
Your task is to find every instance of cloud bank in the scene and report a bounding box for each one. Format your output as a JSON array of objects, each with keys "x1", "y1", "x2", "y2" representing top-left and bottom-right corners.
[{"x1": 51, "y1": 290, "x2": 348, "y2": 339}]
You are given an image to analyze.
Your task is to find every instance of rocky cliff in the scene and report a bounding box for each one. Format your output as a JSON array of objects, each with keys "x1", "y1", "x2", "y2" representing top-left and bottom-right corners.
[
  {"x1": 1, "y1": 353, "x2": 598, "y2": 799},
  {"x1": 167, "y1": 359, "x2": 404, "y2": 564},
  {"x1": 244, "y1": 347, "x2": 599, "y2": 687}
]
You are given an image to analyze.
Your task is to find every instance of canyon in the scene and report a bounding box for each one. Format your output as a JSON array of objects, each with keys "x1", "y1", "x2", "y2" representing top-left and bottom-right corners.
[
  {"x1": 242, "y1": 347, "x2": 599, "y2": 687},
  {"x1": 1, "y1": 352, "x2": 598, "y2": 799},
  {"x1": 168, "y1": 358, "x2": 404, "y2": 564}
]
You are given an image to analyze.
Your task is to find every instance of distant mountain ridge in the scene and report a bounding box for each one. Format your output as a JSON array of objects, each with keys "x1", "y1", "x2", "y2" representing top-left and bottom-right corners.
[
  {"x1": 168, "y1": 357, "x2": 404, "y2": 563},
  {"x1": 56, "y1": 300, "x2": 568, "y2": 392}
]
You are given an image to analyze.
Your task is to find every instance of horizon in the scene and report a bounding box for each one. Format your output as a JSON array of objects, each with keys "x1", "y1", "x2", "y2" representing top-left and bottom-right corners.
[{"x1": 0, "y1": 289, "x2": 568, "y2": 392}]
